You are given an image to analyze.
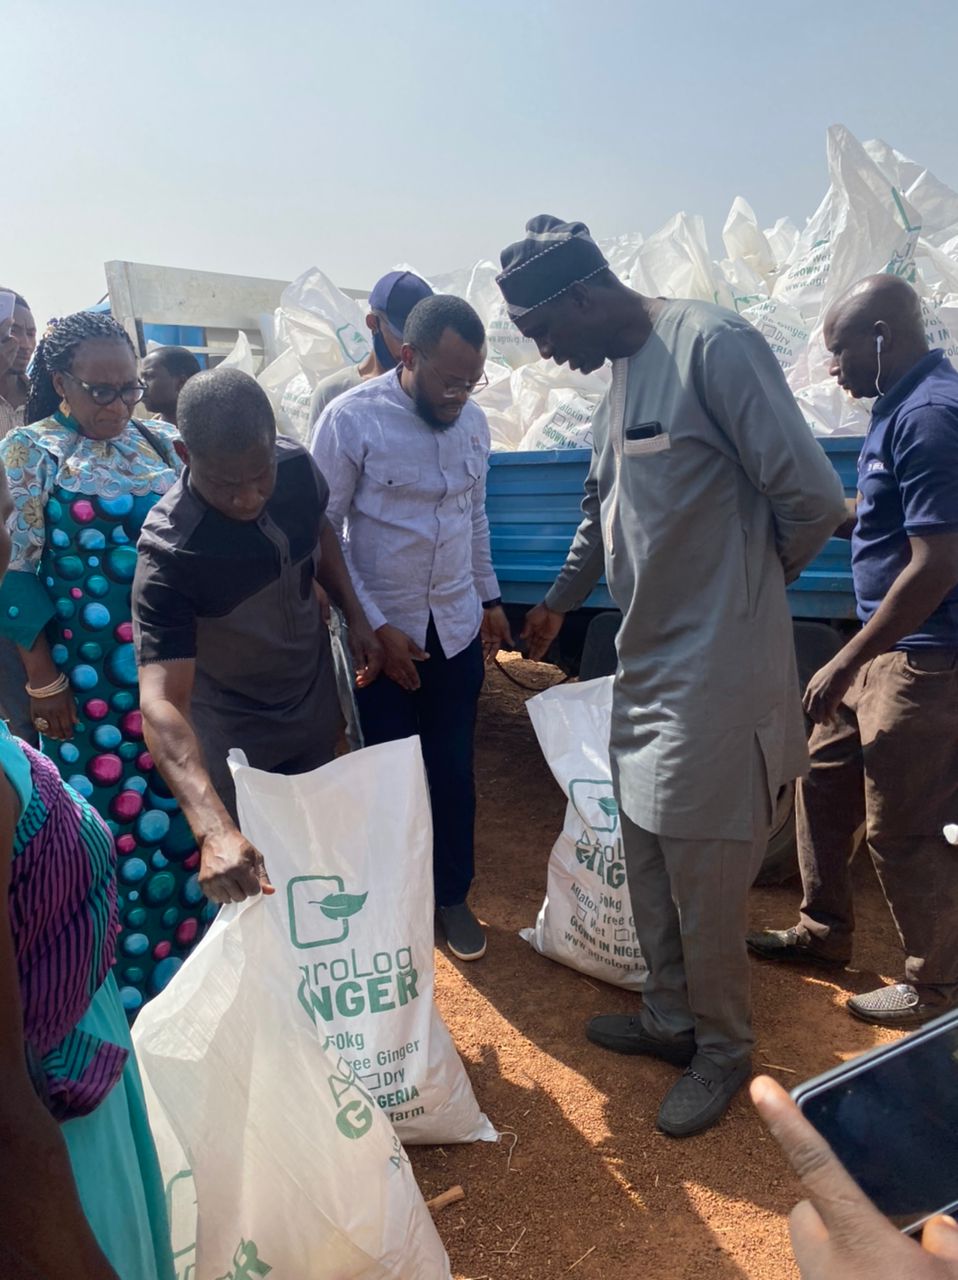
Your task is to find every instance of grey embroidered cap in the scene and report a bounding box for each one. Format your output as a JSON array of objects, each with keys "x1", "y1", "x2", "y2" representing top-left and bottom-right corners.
[{"x1": 496, "y1": 215, "x2": 609, "y2": 320}]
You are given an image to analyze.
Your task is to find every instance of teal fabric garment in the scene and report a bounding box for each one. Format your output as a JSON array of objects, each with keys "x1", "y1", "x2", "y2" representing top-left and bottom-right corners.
[
  {"x1": 0, "y1": 567, "x2": 55, "y2": 648},
  {"x1": 0, "y1": 413, "x2": 214, "y2": 1016},
  {"x1": 61, "y1": 973, "x2": 175, "y2": 1280},
  {"x1": 0, "y1": 718, "x2": 32, "y2": 807}
]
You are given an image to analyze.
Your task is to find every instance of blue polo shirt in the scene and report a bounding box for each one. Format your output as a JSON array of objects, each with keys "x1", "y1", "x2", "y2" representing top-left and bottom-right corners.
[{"x1": 852, "y1": 349, "x2": 958, "y2": 649}]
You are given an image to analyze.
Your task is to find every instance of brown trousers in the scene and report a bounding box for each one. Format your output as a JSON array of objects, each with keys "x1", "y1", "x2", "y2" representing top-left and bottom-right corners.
[{"x1": 796, "y1": 649, "x2": 958, "y2": 999}]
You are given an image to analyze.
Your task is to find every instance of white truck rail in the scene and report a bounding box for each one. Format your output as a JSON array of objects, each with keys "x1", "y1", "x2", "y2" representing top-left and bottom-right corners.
[{"x1": 104, "y1": 260, "x2": 365, "y2": 370}]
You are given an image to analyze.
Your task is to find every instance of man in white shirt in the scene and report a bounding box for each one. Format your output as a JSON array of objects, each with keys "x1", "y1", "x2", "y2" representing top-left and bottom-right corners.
[{"x1": 312, "y1": 294, "x2": 511, "y2": 960}]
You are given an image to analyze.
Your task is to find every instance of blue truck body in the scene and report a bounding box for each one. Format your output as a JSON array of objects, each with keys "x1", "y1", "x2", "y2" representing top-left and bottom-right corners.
[{"x1": 487, "y1": 437, "x2": 862, "y2": 623}]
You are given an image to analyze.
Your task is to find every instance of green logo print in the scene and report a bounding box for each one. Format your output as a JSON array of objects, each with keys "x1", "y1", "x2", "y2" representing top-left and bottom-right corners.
[
  {"x1": 216, "y1": 1239, "x2": 272, "y2": 1279},
  {"x1": 287, "y1": 874, "x2": 368, "y2": 949},
  {"x1": 165, "y1": 1169, "x2": 197, "y2": 1280},
  {"x1": 570, "y1": 779, "x2": 626, "y2": 889},
  {"x1": 569, "y1": 779, "x2": 620, "y2": 834},
  {"x1": 328, "y1": 1055, "x2": 376, "y2": 1141}
]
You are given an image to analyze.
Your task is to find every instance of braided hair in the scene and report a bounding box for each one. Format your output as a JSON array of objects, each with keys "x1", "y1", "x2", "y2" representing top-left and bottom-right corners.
[{"x1": 27, "y1": 312, "x2": 136, "y2": 425}]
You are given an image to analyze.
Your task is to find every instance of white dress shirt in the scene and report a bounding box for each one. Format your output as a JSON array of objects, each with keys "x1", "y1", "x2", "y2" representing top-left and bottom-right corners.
[{"x1": 311, "y1": 368, "x2": 500, "y2": 659}]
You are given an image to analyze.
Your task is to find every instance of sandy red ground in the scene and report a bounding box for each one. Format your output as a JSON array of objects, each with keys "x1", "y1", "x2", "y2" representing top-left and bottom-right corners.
[{"x1": 409, "y1": 656, "x2": 904, "y2": 1280}]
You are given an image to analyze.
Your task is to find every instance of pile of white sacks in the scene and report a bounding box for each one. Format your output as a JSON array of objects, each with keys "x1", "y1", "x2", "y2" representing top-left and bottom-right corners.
[{"x1": 254, "y1": 125, "x2": 958, "y2": 451}]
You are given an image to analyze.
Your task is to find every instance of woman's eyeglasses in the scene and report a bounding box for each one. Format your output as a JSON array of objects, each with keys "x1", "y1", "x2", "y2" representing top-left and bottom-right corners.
[{"x1": 63, "y1": 372, "x2": 147, "y2": 408}]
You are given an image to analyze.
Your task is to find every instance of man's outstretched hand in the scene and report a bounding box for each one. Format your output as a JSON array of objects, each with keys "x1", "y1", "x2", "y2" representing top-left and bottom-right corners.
[
  {"x1": 752, "y1": 1075, "x2": 958, "y2": 1280},
  {"x1": 521, "y1": 602, "x2": 565, "y2": 662}
]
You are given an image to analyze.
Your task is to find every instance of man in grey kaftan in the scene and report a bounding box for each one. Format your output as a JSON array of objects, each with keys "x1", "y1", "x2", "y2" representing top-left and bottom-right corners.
[{"x1": 497, "y1": 216, "x2": 846, "y2": 1137}]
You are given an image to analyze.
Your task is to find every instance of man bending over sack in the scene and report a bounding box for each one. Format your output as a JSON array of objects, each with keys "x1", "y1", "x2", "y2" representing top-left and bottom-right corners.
[
  {"x1": 503, "y1": 215, "x2": 846, "y2": 1136},
  {"x1": 133, "y1": 367, "x2": 381, "y2": 904}
]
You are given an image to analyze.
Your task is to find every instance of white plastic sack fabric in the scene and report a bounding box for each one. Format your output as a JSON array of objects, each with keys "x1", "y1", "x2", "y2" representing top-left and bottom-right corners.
[
  {"x1": 216, "y1": 329, "x2": 256, "y2": 375},
  {"x1": 229, "y1": 736, "x2": 497, "y2": 1146},
  {"x1": 257, "y1": 346, "x2": 304, "y2": 437},
  {"x1": 628, "y1": 211, "x2": 732, "y2": 310},
  {"x1": 517, "y1": 388, "x2": 596, "y2": 452},
  {"x1": 773, "y1": 125, "x2": 923, "y2": 325},
  {"x1": 133, "y1": 896, "x2": 451, "y2": 1280},
  {"x1": 431, "y1": 260, "x2": 539, "y2": 369},
  {"x1": 473, "y1": 361, "x2": 522, "y2": 451},
  {"x1": 279, "y1": 369, "x2": 315, "y2": 443},
  {"x1": 520, "y1": 678, "x2": 647, "y2": 991},
  {"x1": 511, "y1": 362, "x2": 609, "y2": 448},
  {"x1": 281, "y1": 267, "x2": 371, "y2": 378},
  {"x1": 722, "y1": 197, "x2": 777, "y2": 292},
  {"x1": 255, "y1": 126, "x2": 958, "y2": 446},
  {"x1": 740, "y1": 297, "x2": 810, "y2": 379}
]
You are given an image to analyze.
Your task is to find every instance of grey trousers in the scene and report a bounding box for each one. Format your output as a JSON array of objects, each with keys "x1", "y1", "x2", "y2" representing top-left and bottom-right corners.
[{"x1": 617, "y1": 741, "x2": 771, "y2": 1067}]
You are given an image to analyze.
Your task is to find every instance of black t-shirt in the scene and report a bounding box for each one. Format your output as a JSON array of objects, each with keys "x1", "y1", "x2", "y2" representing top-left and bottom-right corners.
[{"x1": 133, "y1": 436, "x2": 333, "y2": 719}]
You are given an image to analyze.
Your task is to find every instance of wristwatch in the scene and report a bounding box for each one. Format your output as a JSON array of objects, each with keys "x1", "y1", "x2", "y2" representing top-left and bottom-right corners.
[{"x1": 482, "y1": 597, "x2": 503, "y2": 609}]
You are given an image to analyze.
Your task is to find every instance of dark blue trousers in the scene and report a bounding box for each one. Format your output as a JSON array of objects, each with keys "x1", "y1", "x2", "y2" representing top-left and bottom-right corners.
[{"x1": 356, "y1": 617, "x2": 484, "y2": 907}]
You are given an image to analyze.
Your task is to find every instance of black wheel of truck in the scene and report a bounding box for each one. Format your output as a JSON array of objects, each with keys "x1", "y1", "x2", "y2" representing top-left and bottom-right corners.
[
  {"x1": 754, "y1": 621, "x2": 848, "y2": 885},
  {"x1": 754, "y1": 781, "x2": 798, "y2": 886}
]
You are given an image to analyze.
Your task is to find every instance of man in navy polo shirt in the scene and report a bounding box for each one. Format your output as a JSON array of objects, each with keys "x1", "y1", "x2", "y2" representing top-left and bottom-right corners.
[{"x1": 749, "y1": 275, "x2": 958, "y2": 1027}]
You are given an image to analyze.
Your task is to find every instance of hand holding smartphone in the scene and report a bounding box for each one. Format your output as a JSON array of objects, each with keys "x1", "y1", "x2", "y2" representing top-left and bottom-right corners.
[{"x1": 753, "y1": 1056, "x2": 958, "y2": 1278}]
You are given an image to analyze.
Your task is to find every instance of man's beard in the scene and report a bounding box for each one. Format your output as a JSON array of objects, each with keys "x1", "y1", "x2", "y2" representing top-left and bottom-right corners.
[{"x1": 414, "y1": 385, "x2": 460, "y2": 431}]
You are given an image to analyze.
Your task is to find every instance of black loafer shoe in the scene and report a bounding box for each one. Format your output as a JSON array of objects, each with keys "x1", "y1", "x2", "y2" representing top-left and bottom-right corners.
[
  {"x1": 746, "y1": 927, "x2": 848, "y2": 971},
  {"x1": 437, "y1": 902, "x2": 486, "y2": 961},
  {"x1": 848, "y1": 983, "x2": 950, "y2": 1028},
  {"x1": 657, "y1": 1055, "x2": 752, "y2": 1138},
  {"x1": 586, "y1": 1014, "x2": 696, "y2": 1067}
]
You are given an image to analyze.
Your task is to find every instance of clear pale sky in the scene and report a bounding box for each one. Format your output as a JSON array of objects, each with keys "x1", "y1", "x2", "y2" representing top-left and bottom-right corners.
[{"x1": 5, "y1": 0, "x2": 957, "y2": 327}]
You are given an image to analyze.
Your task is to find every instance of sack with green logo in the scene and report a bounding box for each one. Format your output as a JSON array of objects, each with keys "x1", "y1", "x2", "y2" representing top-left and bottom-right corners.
[
  {"x1": 132, "y1": 890, "x2": 452, "y2": 1279},
  {"x1": 521, "y1": 677, "x2": 648, "y2": 991},
  {"x1": 228, "y1": 735, "x2": 496, "y2": 1147}
]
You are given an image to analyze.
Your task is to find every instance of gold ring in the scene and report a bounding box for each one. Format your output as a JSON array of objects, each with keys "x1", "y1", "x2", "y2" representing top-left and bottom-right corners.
[{"x1": 33, "y1": 717, "x2": 50, "y2": 733}]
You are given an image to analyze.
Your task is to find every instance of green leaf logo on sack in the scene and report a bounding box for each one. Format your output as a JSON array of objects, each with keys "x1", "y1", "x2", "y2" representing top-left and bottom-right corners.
[
  {"x1": 287, "y1": 874, "x2": 367, "y2": 949},
  {"x1": 569, "y1": 779, "x2": 625, "y2": 890},
  {"x1": 291, "y1": 874, "x2": 421, "y2": 1029},
  {"x1": 569, "y1": 779, "x2": 620, "y2": 834},
  {"x1": 318, "y1": 890, "x2": 369, "y2": 920},
  {"x1": 215, "y1": 1239, "x2": 272, "y2": 1279}
]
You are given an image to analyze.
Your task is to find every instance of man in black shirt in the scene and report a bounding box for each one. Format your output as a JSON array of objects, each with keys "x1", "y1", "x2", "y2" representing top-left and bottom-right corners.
[{"x1": 133, "y1": 368, "x2": 381, "y2": 904}]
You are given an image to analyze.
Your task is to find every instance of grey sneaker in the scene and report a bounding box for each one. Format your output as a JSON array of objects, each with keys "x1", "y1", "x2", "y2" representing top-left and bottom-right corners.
[
  {"x1": 847, "y1": 983, "x2": 948, "y2": 1028},
  {"x1": 437, "y1": 902, "x2": 486, "y2": 961},
  {"x1": 657, "y1": 1054, "x2": 752, "y2": 1138},
  {"x1": 586, "y1": 1015, "x2": 696, "y2": 1066}
]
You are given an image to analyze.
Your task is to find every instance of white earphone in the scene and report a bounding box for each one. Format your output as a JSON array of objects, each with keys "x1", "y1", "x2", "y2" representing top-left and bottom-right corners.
[
  {"x1": 874, "y1": 332, "x2": 884, "y2": 395},
  {"x1": 876, "y1": 334, "x2": 884, "y2": 353}
]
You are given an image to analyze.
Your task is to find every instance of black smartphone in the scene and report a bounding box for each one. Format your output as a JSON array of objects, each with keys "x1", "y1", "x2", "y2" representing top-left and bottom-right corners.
[{"x1": 791, "y1": 1007, "x2": 958, "y2": 1234}]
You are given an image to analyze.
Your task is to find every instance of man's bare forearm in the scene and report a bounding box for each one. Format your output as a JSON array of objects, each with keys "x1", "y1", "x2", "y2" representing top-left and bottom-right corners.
[
  {"x1": 841, "y1": 556, "x2": 958, "y2": 670},
  {"x1": 142, "y1": 697, "x2": 234, "y2": 844}
]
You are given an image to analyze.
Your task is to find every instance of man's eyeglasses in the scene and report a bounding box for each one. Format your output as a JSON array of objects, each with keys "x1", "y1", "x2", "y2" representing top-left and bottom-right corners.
[
  {"x1": 62, "y1": 372, "x2": 146, "y2": 408},
  {"x1": 418, "y1": 354, "x2": 489, "y2": 400}
]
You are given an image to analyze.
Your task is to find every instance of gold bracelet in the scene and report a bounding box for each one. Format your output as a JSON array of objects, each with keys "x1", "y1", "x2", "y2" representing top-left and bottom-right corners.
[{"x1": 25, "y1": 674, "x2": 69, "y2": 699}]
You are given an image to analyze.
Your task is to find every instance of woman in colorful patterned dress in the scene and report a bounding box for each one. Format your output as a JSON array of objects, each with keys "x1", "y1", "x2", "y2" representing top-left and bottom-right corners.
[
  {"x1": 0, "y1": 460, "x2": 174, "y2": 1278},
  {"x1": 0, "y1": 312, "x2": 214, "y2": 1016}
]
